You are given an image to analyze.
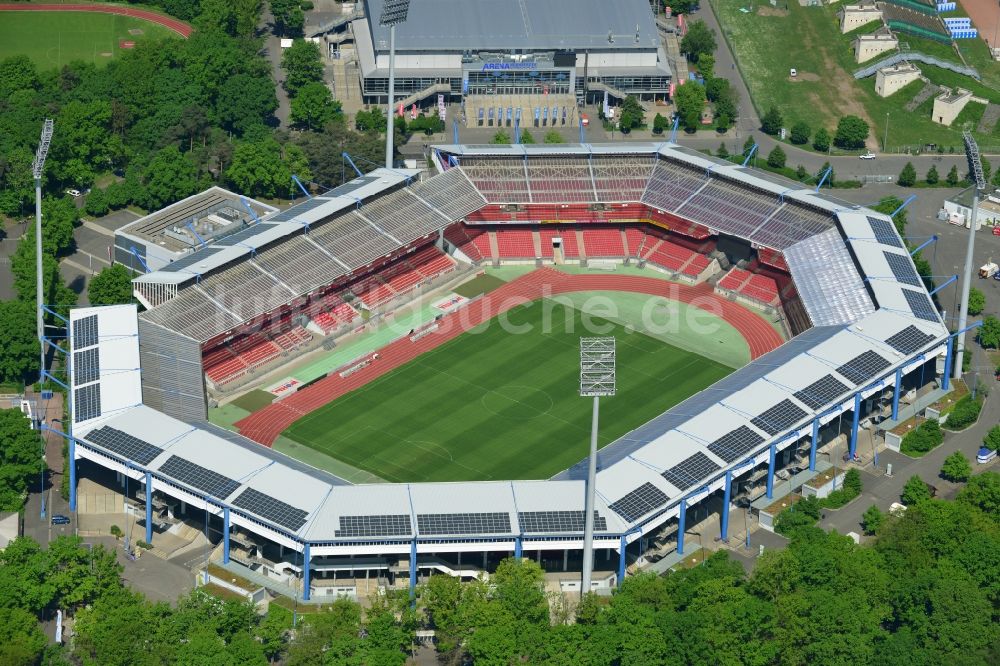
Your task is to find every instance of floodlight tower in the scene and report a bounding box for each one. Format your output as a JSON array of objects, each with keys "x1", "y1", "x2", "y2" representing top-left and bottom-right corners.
[
  {"x1": 32, "y1": 119, "x2": 54, "y2": 386},
  {"x1": 954, "y1": 131, "x2": 987, "y2": 379},
  {"x1": 579, "y1": 337, "x2": 616, "y2": 597},
  {"x1": 380, "y1": 0, "x2": 411, "y2": 169}
]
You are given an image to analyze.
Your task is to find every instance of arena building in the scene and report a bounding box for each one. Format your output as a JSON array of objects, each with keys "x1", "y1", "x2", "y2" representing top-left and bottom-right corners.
[
  {"x1": 60, "y1": 143, "x2": 955, "y2": 602},
  {"x1": 344, "y1": 0, "x2": 670, "y2": 122}
]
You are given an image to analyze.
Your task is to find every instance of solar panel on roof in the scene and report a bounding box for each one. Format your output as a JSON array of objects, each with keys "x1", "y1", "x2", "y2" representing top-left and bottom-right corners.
[
  {"x1": 517, "y1": 511, "x2": 608, "y2": 533},
  {"x1": 835, "y1": 350, "x2": 891, "y2": 386},
  {"x1": 867, "y1": 216, "x2": 903, "y2": 248},
  {"x1": 232, "y1": 487, "x2": 308, "y2": 532},
  {"x1": 74, "y1": 347, "x2": 100, "y2": 385},
  {"x1": 660, "y1": 451, "x2": 720, "y2": 491},
  {"x1": 794, "y1": 374, "x2": 850, "y2": 410},
  {"x1": 160, "y1": 247, "x2": 224, "y2": 273},
  {"x1": 84, "y1": 426, "x2": 162, "y2": 465},
  {"x1": 268, "y1": 197, "x2": 329, "y2": 222},
  {"x1": 885, "y1": 325, "x2": 936, "y2": 355},
  {"x1": 608, "y1": 482, "x2": 668, "y2": 522},
  {"x1": 902, "y1": 288, "x2": 939, "y2": 322},
  {"x1": 73, "y1": 315, "x2": 99, "y2": 349},
  {"x1": 417, "y1": 512, "x2": 512, "y2": 535},
  {"x1": 213, "y1": 223, "x2": 279, "y2": 247},
  {"x1": 335, "y1": 515, "x2": 411, "y2": 538},
  {"x1": 750, "y1": 399, "x2": 808, "y2": 435},
  {"x1": 707, "y1": 426, "x2": 765, "y2": 463},
  {"x1": 74, "y1": 383, "x2": 101, "y2": 421},
  {"x1": 159, "y1": 455, "x2": 241, "y2": 500},
  {"x1": 882, "y1": 251, "x2": 922, "y2": 287}
]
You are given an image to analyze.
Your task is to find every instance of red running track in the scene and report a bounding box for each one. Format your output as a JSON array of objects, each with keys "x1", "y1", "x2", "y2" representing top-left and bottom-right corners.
[
  {"x1": 0, "y1": 3, "x2": 193, "y2": 37},
  {"x1": 234, "y1": 268, "x2": 784, "y2": 446}
]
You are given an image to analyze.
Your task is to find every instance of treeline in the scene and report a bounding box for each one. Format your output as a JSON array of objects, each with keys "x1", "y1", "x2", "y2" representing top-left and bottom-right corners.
[{"x1": 2, "y1": 472, "x2": 997, "y2": 664}]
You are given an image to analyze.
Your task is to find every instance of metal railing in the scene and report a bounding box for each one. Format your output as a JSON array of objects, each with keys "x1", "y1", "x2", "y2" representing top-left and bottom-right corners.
[{"x1": 853, "y1": 51, "x2": 980, "y2": 80}]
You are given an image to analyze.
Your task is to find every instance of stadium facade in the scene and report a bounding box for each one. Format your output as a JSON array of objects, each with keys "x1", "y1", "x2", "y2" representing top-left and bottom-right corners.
[
  {"x1": 346, "y1": 0, "x2": 670, "y2": 121},
  {"x1": 62, "y1": 143, "x2": 954, "y2": 601}
]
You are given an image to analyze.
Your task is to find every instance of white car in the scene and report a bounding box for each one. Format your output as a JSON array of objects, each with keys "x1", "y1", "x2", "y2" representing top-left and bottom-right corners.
[
  {"x1": 65, "y1": 189, "x2": 82, "y2": 197},
  {"x1": 859, "y1": 152, "x2": 876, "y2": 160}
]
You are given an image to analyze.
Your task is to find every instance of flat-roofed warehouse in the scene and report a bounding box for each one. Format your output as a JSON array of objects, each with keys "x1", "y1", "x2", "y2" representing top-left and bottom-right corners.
[{"x1": 337, "y1": 0, "x2": 670, "y2": 122}]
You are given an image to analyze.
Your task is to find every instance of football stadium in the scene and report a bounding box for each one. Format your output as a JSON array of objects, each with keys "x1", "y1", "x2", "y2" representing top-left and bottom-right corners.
[{"x1": 65, "y1": 143, "x2": 953, "y2": 600}]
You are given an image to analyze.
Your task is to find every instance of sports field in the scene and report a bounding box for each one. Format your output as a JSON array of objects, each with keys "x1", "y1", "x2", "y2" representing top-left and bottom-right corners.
[
  {"x1": 0, "y1": 12, "x2": 177, "y2": 69},
  {"x1": 282, "y1": 297, "x2": 734, "y2": 483}
]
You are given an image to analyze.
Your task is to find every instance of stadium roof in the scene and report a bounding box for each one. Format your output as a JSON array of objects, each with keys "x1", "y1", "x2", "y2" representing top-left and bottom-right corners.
[{"x1": 362, "y1": 0, "x2": 660, "y2": 52}]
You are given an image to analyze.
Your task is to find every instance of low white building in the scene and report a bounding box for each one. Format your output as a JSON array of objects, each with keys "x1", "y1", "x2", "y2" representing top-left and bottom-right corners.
[{"x1": 942, "y1": 187, "x2": 1000, "y2": 229}]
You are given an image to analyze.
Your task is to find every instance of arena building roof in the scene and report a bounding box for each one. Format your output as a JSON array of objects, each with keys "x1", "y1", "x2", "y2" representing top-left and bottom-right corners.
[
  {"x1": 73, "y1": 144, "x2": 950, "y2": 551},
  {"x1": 362, "y1": 0, "x2": 660, "y2": 52}
]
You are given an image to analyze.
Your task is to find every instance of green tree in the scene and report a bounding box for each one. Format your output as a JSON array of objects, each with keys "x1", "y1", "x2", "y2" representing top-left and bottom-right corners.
[
  {"x1": 0, "y1": 54, "x2": 39, "y2": 99},
  {"x1": 10, "y1": 236, "x2": 77, "y2": 310},
  {"x1": 285, "y1": 598, "x2": 363, "y2": 666},
  {"x1": 217, "y1": 73, "x2": 279, "y2": 136},
  {"x1": 520, "y1": 129, "x2": 536, "y2": 144},
  {"x1": 289, "y1": 82, "x2": 342, "y2": 131},
  {"x1": 946, "y1": 164, "x2": 960, "y2": 186},
  {"x1": 355, "y1": 108, "x2": 387, "y2": 133},
  {"x1": 0, "y1": 146, "x2": 34, "y2": 217},
  {"x1": 926, "y1": 164, "x2": 939, "y2": 184},
  {"x1": 812, "y1": 127, "x2": 831, "y2": 152},
  {"x1": 901, "y1": 475, "x2": 932, "y2": 506},
  {"x1": 271, "y1": 0, "x2": 305, "y2": 36},
  {"x1": 618, "y1": 95, "x2": 645, "y2": 133},
  {"x1": 984, "y1": 425, "x2": 1000, "y2": 452},
  {"x1": 491, "y1": 130, "x2": 511, "y2": 144},
  {"x1": 717, "y1": 142, "x2": 729, "y2": 159},
  {"x1": 833, "y1": 115, "x2": 869, "y2": 150},
  {"x1": 761, "y1": 105, "x2": 783, "y2": 135},
  {"x1": 0, "y1": 301, "x2": 38, "y2": 385},
  {"x1": 0, "y1": 607, "x2": 47, "y2": 666},
  {"x1": 85, "y1": 187, "x2": 110, "y2": 217},
  {"x1": 993, "y1": 162, "x2": 1000, "y2": 187},
  {"x1": 979, "y1": 315, "x2": 1000, "y2": 348},
  {"x1": 743, "y1": 134, "x2": 756, "y2": 157},
  {"x1": 0, "y1": 409, "x2": 45, "y2": 511},
  {"x1": 422, "y1": 574, "x2": 463, "y2": 653},
  {"x1": 680, "y1": 19, "x2": 717, "y2": 61},
  {"x1": 197, "y1": 0, "x2": 261, "y2": 39},
  {"x1": 34, "y1": 197, "x2": 79, "y2": 257},
  {"x1": 957, "y1": 471, "x2": 1000, "y2": 516},
  {"x1": 50, "y1": 100, "x2": 121, "y2": 187},
  {"x1": 674, "y1": 81, "x2": 706, "y2": 131},
  {"x1": 226, "y1": 139, "x2": 310, "y2": 199},
  {"x1": 141, "y1": 146, "x2": 200, "y2": 210},
  {"x1": 652, "y1": 113, "x2": 669, "y2": 135},
  {"x1": 940, "y1": 451, "x2": 972, "y2": 482},
  {"x1": 697, "y1": 53, "x2": 715, "y2": 81},
  {"x1": 982, "y1": 160, "x2": 992, "y2": 185},
  {"x1": 861, "y1": 504, "x2": 884, "y2": 535},
  {"x1": 766, "y1": 145, "x2": 786, "y2": 169},
  {"x1": 544, "y1": 130, "x2": 564, "y2": 144},
  {"x1": 967, "y1": 287, "x2": 985, "y2": 316},
  {"x1": 796, "y1": 164, "x2": 808, "y2": 180},
  {"x1": 789, "y1": 121, "x2": 810, "y2": 145},
  {"x1": 898, "y1": 161, "x2": 917, "y2": 187},
  {"x1": 88, "y1": 264, "x2": 135, "y2": 306},
  {"x1": 281, "y1": 39, "x2": 324, "y2": 95}
]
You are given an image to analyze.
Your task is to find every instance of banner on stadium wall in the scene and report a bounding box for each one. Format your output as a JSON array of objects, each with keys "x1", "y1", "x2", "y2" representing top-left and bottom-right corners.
[
  {"x1": 398, "y1": 103, "x2": 404, "y2": 117},
  {"x1": 268, "y1": 377, "x2": 302, "y2": 398}
]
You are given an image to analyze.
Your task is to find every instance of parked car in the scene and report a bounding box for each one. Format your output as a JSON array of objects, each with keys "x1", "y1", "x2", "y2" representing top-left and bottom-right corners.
[
  {"x1": 65, "y1": 189, "x2": 82, "y2": 197},
  {"x1": 859, "y1": 152, "x2": 876, "y2": 160},
  {"x1": 51, "y1": 514, "x2": 70, "y2": 525}
]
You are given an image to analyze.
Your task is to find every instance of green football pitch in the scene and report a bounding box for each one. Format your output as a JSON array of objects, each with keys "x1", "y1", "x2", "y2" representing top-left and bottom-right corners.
[
  {"x1": 0, "y1": 12, "x2": 176, "y2": 70},
  {"x1": 282, "y1": 297, "x2": 736, "y2": 483}
]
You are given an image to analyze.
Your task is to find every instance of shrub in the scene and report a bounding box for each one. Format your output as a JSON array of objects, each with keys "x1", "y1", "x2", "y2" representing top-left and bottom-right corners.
[
  {"x1": 761, "y1": 106, "x2": 783, "y2": 135},
  {"x1": 84, "y1": 188, "x2": 110, "y2": 217},
  {"x1": 110, "y1": 524, "x2": 123, "y2": 538},
  {"x1": 940, "y1": 451, "x2": 972, "y2": 482},
  {"x1": 789, "y1": 121, "x2": 810, "y2": 145},
  {"x1": 968, "y1": 288, "x2": 985, "y2": 316},
  {"x1": 925, "y1": 164, "x2": 939, "y2": 184},
  {"x1": 901, "y1": 475, "x2": 932, "y2": 505},
  {"x1": 820, "y1": 469, "x2": 862, "y2": 509},
  {"x1": 944, "y1": 395, "x2": 981, "y2": 430},
  {"x1": 774, "y1": 495, "x2": 821, "y2": 535},
  {"x1": 984, "y1": 425, "x2": 1000, "y2": 452},
  {"x1": 652, "y1": 113, "x2": 669, "y2": 135},
  {"x1": 898, "y1": 162, "x2": 916, "y2": 187},
  {"x1": 812, "y1": 128, "x2": 830, "y2": 152},
  {"x1": 766, "y1": 146, "x2": 786, "y2": 169},
  {"x1": 901, "y1": 418, "x2": 944, "y2": 455},
  {"x1": 861, "y1": 504, "x2": 883, "y2": 535},
  {"x1": 136, "y1": 540, "x2": 153, "y2": 550}
]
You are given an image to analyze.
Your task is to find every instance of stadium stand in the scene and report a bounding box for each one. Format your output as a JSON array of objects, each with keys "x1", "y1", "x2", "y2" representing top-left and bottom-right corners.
[
  {"x1": 495, "y1": 229, "x2": 538, "y2": 258},
  {"x1": 717, "y1": 267, "x2": 780, "y2": 306},
  {"x1": 879, "y1": 2, "x2": 951, "y2": 40},
  {"x1": 525, "y1": 157, "x2": 595, "y2": 202},
  {"x1": 444, "y1": 224, "x2": 490, "y2": 261},
  {"x1": 757, "y1": 248, "x2": 789, "y2": 272},
  {"x1": 624, "y1": 227, "x2": 647, "y2": 256},
  {"x1": 580, "y1": 227, "x2": 626, "y2": 257}
]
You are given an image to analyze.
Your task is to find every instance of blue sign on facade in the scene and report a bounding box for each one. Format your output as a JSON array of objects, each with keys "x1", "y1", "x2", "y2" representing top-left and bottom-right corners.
[{"x1": 482, "y1": 62, "x2": 538, "y2": 71}]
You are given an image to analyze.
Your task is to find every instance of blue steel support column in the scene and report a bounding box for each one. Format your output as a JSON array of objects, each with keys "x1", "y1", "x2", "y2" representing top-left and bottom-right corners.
[
  {"x1": 144, "y1": 472, "x2": 153, "y2": 544},
  {"x1": 809, "y1": 417, "x2": 820, "y2": 472},
  {"x1": 514, "y1": 536, "x2": 522, "y2": 558},
  {"x1": 942, "y1": 336, "x2": 954, "y2": 391},
  {"x1": 302, "y1": 543, "x2": 311, "y2": 601},
  {"x1": 677, "y1": 499, "x2": 687, "y2": 555},
  {"x1": 408, "y1": 538, "x2": 417, "y2": 600},
  {"x1": 720, "y1": 470, "x2": 733, "y2": 542},
  {"x1": 849, "y1": 392, "x2": 862, "y2": 459},
  {"x1": 223, "y1": 507, "x2": 230, "y2": 565},
  {"x1": 766, "y1": 443, "x2": 777, "y2": 499},
  {"x1": 68, "y1": 438, "x2": 77, "y2": 511},
  {"x1": 617, "y1": 534, "x2": 627, "y2": 587},
  {"x1": 892, "y1": 368, "x2": 903, "y2": 420}
]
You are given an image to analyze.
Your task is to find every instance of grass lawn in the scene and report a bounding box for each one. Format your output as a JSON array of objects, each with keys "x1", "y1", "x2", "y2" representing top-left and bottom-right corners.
[
  {"x1": 709, "y1": 0, "x2": 1000, "y2": 150},
  {"x1": 231, "y1": 389, "x2": 274, "y2": 413},
  {"x1": 282, "y1": 297, "x2": 734, "y2": 482},
  {"x1": 454, "y1": 273, "x2": 507, "y2": 298},
  {"x1": 0, "y1": 11, "x2": 177, "y2": 70}
]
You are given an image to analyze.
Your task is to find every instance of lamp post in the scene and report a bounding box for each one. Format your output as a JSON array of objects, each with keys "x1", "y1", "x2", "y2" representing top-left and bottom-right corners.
[
  {"x1": 883, "y1": 112, "x2": 889, "y2": 153},
  {"x1": 579, "y1": 337, "x2": 615, "y2": 599},
  {"x1": 954, "y1": 131, "x2": 987, "y2": 380},
  {"x1": 380, "y1": 0, "x2": 411, "y2": 169},
  {"x1": 32, "y1": 119, "x2": 53, "y2": 520}
]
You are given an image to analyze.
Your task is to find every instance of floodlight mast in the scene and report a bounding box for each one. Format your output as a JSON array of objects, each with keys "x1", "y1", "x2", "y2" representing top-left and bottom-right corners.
[
  {"x1": 579, "y1": 337, "x2": 615, "y2": 598},
  {"x1": 380, "y1": 0, "x2": 410, "y2": 169},
  {"x1": 32, "y1": 119, "x2": 54, "y2": 389},
  {"x1": 954, "y1": 131, "x2": 986, "y2": 379}
]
